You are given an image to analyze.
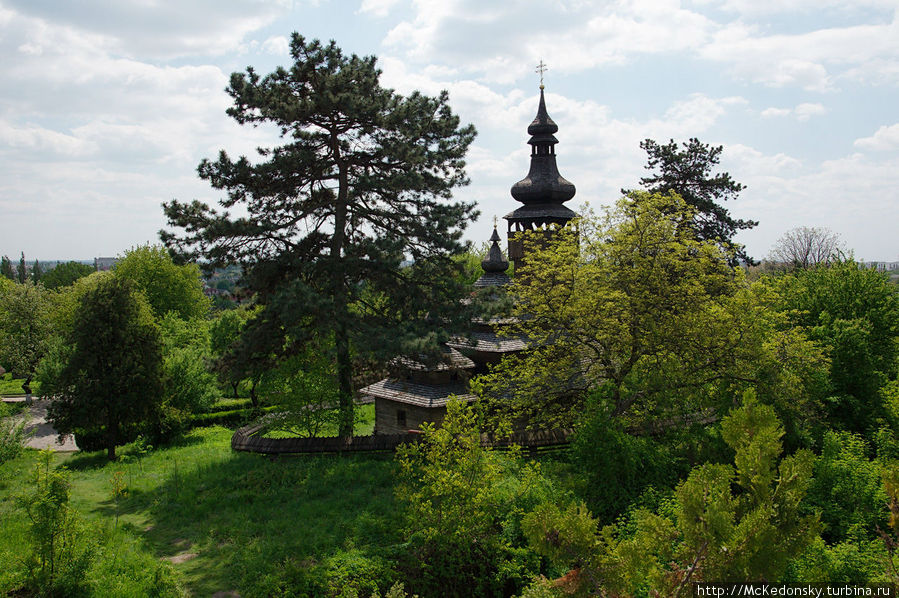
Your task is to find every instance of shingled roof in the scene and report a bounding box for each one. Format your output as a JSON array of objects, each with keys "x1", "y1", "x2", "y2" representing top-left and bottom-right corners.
[
  {"x1": 390, "y1": 346, "x2": 475, "y2": 372},
  {"x1": 447, "y1": 330, "x2": 527, "y2": 353},
  {"x1": 360, "y1": 378, "x2": 476, "y2": 408}
]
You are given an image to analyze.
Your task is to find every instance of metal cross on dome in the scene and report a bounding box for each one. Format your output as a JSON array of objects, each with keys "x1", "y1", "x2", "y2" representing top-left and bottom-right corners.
[{"x1": 536, "y1": 59, "x2": 548, "y2": 88}]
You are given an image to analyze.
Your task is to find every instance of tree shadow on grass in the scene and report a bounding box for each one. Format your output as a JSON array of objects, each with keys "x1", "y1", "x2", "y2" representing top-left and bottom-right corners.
[
  {"x1": 132, "y1": 450, "x2": 403, "y2": 596},
  {"x1": 63, "y1": 432, "x2": 208, "y2": 472}
]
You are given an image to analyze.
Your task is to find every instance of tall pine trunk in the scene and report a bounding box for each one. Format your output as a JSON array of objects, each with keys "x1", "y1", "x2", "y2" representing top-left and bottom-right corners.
[{"x1": 333, "y1": 145, "x2": 354, "y2": 440}]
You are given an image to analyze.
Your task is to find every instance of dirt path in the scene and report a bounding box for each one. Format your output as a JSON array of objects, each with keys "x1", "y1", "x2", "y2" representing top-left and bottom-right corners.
[{"x1": 3, "y1": 398, "x2": 79, "y2": 452}]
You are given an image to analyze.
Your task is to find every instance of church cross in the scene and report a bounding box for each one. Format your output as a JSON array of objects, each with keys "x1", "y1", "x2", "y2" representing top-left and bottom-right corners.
[{"x1": 536, "y1": 60, "x2": 548, "y2": 88}]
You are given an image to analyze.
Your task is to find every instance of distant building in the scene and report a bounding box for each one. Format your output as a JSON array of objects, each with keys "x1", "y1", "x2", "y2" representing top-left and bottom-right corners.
[{"x1": 94, "y1": 257, "x2": 118, "y2": 271}]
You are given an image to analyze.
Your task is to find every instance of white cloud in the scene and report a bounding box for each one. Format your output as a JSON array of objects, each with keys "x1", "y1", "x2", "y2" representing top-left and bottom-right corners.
[
  {"x1": 1, "y1": 0, "x2": 293, "y2": 58},
  {"x1": 855, "y1": 123, "x2": 899, "y2": 151},
  {"x1": 760, "y1": 102, "x2": 827, "y2": 121},
  {"x1": 261, "y1": 35, "x2": 290, "y2": 55},
  {"x1": 358, "y1": 0, "x2": 402, "y2": 17}
]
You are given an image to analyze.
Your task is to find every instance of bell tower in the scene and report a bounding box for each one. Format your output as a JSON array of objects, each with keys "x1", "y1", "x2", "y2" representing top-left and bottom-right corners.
[{"x1": 504, "y1": 64, "x2": 577, "y2": 271}]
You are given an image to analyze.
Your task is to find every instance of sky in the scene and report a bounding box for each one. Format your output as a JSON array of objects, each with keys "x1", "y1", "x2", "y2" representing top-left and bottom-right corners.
[{"x1": 1, "y1": 0, "x2": 897, "y2": 263}]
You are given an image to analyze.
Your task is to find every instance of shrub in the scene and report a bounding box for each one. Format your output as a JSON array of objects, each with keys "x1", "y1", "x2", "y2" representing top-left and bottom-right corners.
[
  {"x1": 570, "y1": 404, "x2": 681, "y2": 523},
  {"x1": 16, "y1": 451, "x2": 95, "y2": 596},
  {"x1": 806, "y1": 431, "x2": 887, "y2": 543},
  {"x1": 0, "y1": 413, "x2": 29, "y2": 465}
]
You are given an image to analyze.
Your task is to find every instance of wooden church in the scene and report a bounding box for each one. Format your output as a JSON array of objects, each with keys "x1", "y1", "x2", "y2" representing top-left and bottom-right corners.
[{"x1": 362, "y1": 83, "x2": 577, "y2": 434}]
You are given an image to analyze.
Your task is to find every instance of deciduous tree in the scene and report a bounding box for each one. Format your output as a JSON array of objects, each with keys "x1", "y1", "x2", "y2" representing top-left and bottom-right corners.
[
  {"x1": 768, "y1": 226, "x2": 844, "y2": 270},
  {"x1": 0, "y1": 281, "x2": 52, "y2": 402},
  {"x1": 114, "y1": 245, "x2": 210, "y2": 320},
  {"x1": 41, "y1": 261, "x2": 95, "y2": 290},
  {"x1": 162, "y1": 34, "x2": 477, "y2": 438},
  {"x1": 46, "y1": 277, "x2": 163, "y2": 460}
]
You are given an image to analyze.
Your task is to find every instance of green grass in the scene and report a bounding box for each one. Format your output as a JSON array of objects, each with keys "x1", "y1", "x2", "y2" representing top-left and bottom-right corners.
[
  {"x1": 0, "y1": 373, "x2": 40, "y2": 396},
  {"x1": 0, "y1": 426, "x2": 402, "y2": 596},
  {"x1": 261, "y1": 403, "x2": 376, "y2": 438}
]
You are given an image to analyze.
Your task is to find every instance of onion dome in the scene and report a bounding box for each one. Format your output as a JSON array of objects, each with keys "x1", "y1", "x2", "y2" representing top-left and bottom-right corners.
[
  {"x1": 508, "y1": 88, "x2": 577, "y2": 211},
  {"x1": 474, "y1": 225, "x2": 510, "y2": 288}
]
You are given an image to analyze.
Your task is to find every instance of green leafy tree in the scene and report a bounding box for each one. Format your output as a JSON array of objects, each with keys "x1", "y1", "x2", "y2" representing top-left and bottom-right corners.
[
  {"x1": 114, "y1": 244, "x2": 210, "y2": 321},
  {"x1": 31, "y1": 260, "x2": 42, "y2": 283},
  {"x1": 162, "y1": 34, "x2": 477, "y2": 438},
  {"x1": 397, "y1": 400, "x2": 553, "y2": 597},
  {"x1": 0, "y1": 255, "x2": 14, "y2": 280},
  {"x1": 46, "y1": 277, "x2": 163, "y2": 460},
  {"x1": 775, "y1": 258, "x2": 899, "y2": 434},
  {"x1": 0, "y1": 281, "x2": 53, "y2": 401},
  {"x1": 635, "y1": 137, "x2": 757, "y2": 265},
  {"x1": 41, "y1": 261, "x2": 95, "y2": 290},
  {"x1": 258, "y1": 349, "x2": 340, "y2": 437},
  {"x1": 522, "y1": 398, "x2": 819, "y2": 595},
  {"x1": 477, "y1": 192, "x2": 825, "y2": 431},
  {"x1": 209, "y1": 307, "x2": 253, "y2": 397}
]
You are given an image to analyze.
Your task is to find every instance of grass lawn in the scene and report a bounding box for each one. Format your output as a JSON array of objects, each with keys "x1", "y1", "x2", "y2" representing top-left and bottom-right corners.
[
  {"x1": 0, "y1": 425, "x2": 402, "y2": 596},
  {"x1": 261, "y1": 402, "x2": 376, "y2": 438},
  {"x1": 0, "y1": 373, "x2": 39, "y2": 396}
]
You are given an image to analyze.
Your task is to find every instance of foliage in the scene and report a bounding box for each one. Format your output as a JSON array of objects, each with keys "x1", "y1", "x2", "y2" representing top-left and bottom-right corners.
[
  {"x1": 396, "y1": 400, "x2": 553, "y2": 597},
  {"x1": 162, "y1": 34, "x2": 477, "y2": 438},
  {"x1": 16, "y1": 451, "x2": 94, "y2": 596},
  {"x1": 18, "y1": 252, "x2": 27, "y2": 283},
  {"x1": 159, "y1": 313, "x2": 218, "y2": 415},
  {"x1": 805, "y1": 431, "x2": 887, "y2": 543},
  {"x1": 774, "y1": 258, "x2": 899, "y2": 434},
  {"x1": 0, "y1": 280, "x2": 53, "y2": 395},
  {"x1": 635, "y1": 137, "x2": 757, "y2": 265},
  {"x1": 0, "y1": 255, "x2": 14, "y2": 280},
  {"x1": 41, "y1": 261, "x2": 95, "y2": 290},
  {"x1": 114, "y1": 244, "x2": 210, "y2": 320},
  {"x1": 477, "y1": 192, "x2": 827, "y2": 434},
  {"x1": 258, "y1": 350, "x2": 341, "y2": 438},
  {"x1": 46, "y1": 276, "x2": 164, "y2": 460},
  {"x1": 0, "y1": 411, "x2": 30, "y2": 465},
  {"x1": 569, "y1": 396, "x2": 681, "y2": 523},
  {"x1": 210, "y1": 306, "x2": 254, "y2": 398},
  {"x1": 768, "y1": 226, "x2": 844, "y2": 270},
  {"x1": 522, "y1": 398, "x2": 819, "y2": 595}
]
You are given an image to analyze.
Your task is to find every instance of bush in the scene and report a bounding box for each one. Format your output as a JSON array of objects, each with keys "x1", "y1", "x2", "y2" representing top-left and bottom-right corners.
[
  {"x1": 570, "y1": 404, "x2": 681, "y2": 523},
  {"x1": 0, "y1": 413, "x2": 29, "y2": 465},
  {"x1": 16, "y1": 451, "x2": 95, "y2": 596},
  {"x1": 396, "y1": 400, "x2": 553, "y2": 597},
  {"x1": 805, "y1": 431, "x2": 887, "y2": 543}
]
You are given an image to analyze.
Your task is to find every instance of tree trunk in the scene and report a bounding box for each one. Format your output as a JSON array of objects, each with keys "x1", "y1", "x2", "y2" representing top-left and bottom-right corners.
[
  {"x1": 331, "y1": 134, "x2": 354, "y2": 441},
  {"x1": 23, "y1": 374, "x2": 32, "y2": 406},
  {"x1": 231, "y1": 381, "x2": 239, "y2": 398},
  {"x1": 336, "y1": 324, "x2": 354, "y2": 439}
]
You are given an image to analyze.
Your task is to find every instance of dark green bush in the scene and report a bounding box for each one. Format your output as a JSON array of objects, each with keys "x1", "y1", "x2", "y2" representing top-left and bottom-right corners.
[{"x1": 570, "y1": 409, "x2": 681, "y2": 523}]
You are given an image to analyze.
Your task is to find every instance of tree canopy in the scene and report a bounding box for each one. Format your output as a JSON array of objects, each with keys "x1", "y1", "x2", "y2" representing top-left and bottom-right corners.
[
  {"x1": 41, "y1": 261, "x2": 95, "y2": 290},
  {"x1": 162, "y1": 34, "x2": 477, "y2": 437},
  {"x1": 475, "y1": 192, "x2": 825, "y2": 434},
  {"x1": 46, "y1": 277, "x2": 164, "y2": 460},
  {"x1": 635, "y1": 138, "x2": 757, "y2": 265},
  {"x1": 768, "y1": 226, "x2": 844, "y2": 270},
  {"x1": 0, "y1": 281, "x2": 53, "y2": 397},
  {"x1": 114, "y1": 245, "x2": 210, "y2": 321}
]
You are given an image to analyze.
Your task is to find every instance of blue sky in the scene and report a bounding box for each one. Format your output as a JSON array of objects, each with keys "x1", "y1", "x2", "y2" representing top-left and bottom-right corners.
[{"x1": 1, "y1": 0, "x2": 897, "y2": 261}]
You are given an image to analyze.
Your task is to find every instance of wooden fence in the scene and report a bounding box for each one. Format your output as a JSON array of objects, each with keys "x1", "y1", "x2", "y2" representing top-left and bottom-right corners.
[{"x1": 231, "y1": 424, "x2": 573, "y2": 455}]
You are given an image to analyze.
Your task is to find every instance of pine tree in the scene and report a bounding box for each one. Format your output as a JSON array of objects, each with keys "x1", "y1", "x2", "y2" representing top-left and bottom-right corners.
[
  {"x1": 162, "y1": 35, "x2": 477, "y2": 438},
  {"x1": 31, "y1": 260, "x2": 42, "y2": 284},
  {"x1": 17, "y1": 252, "x2": 27, "y2": 284},
  {"x1": 635, "y1": 138, "x2": 757, "y2": 265}
]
